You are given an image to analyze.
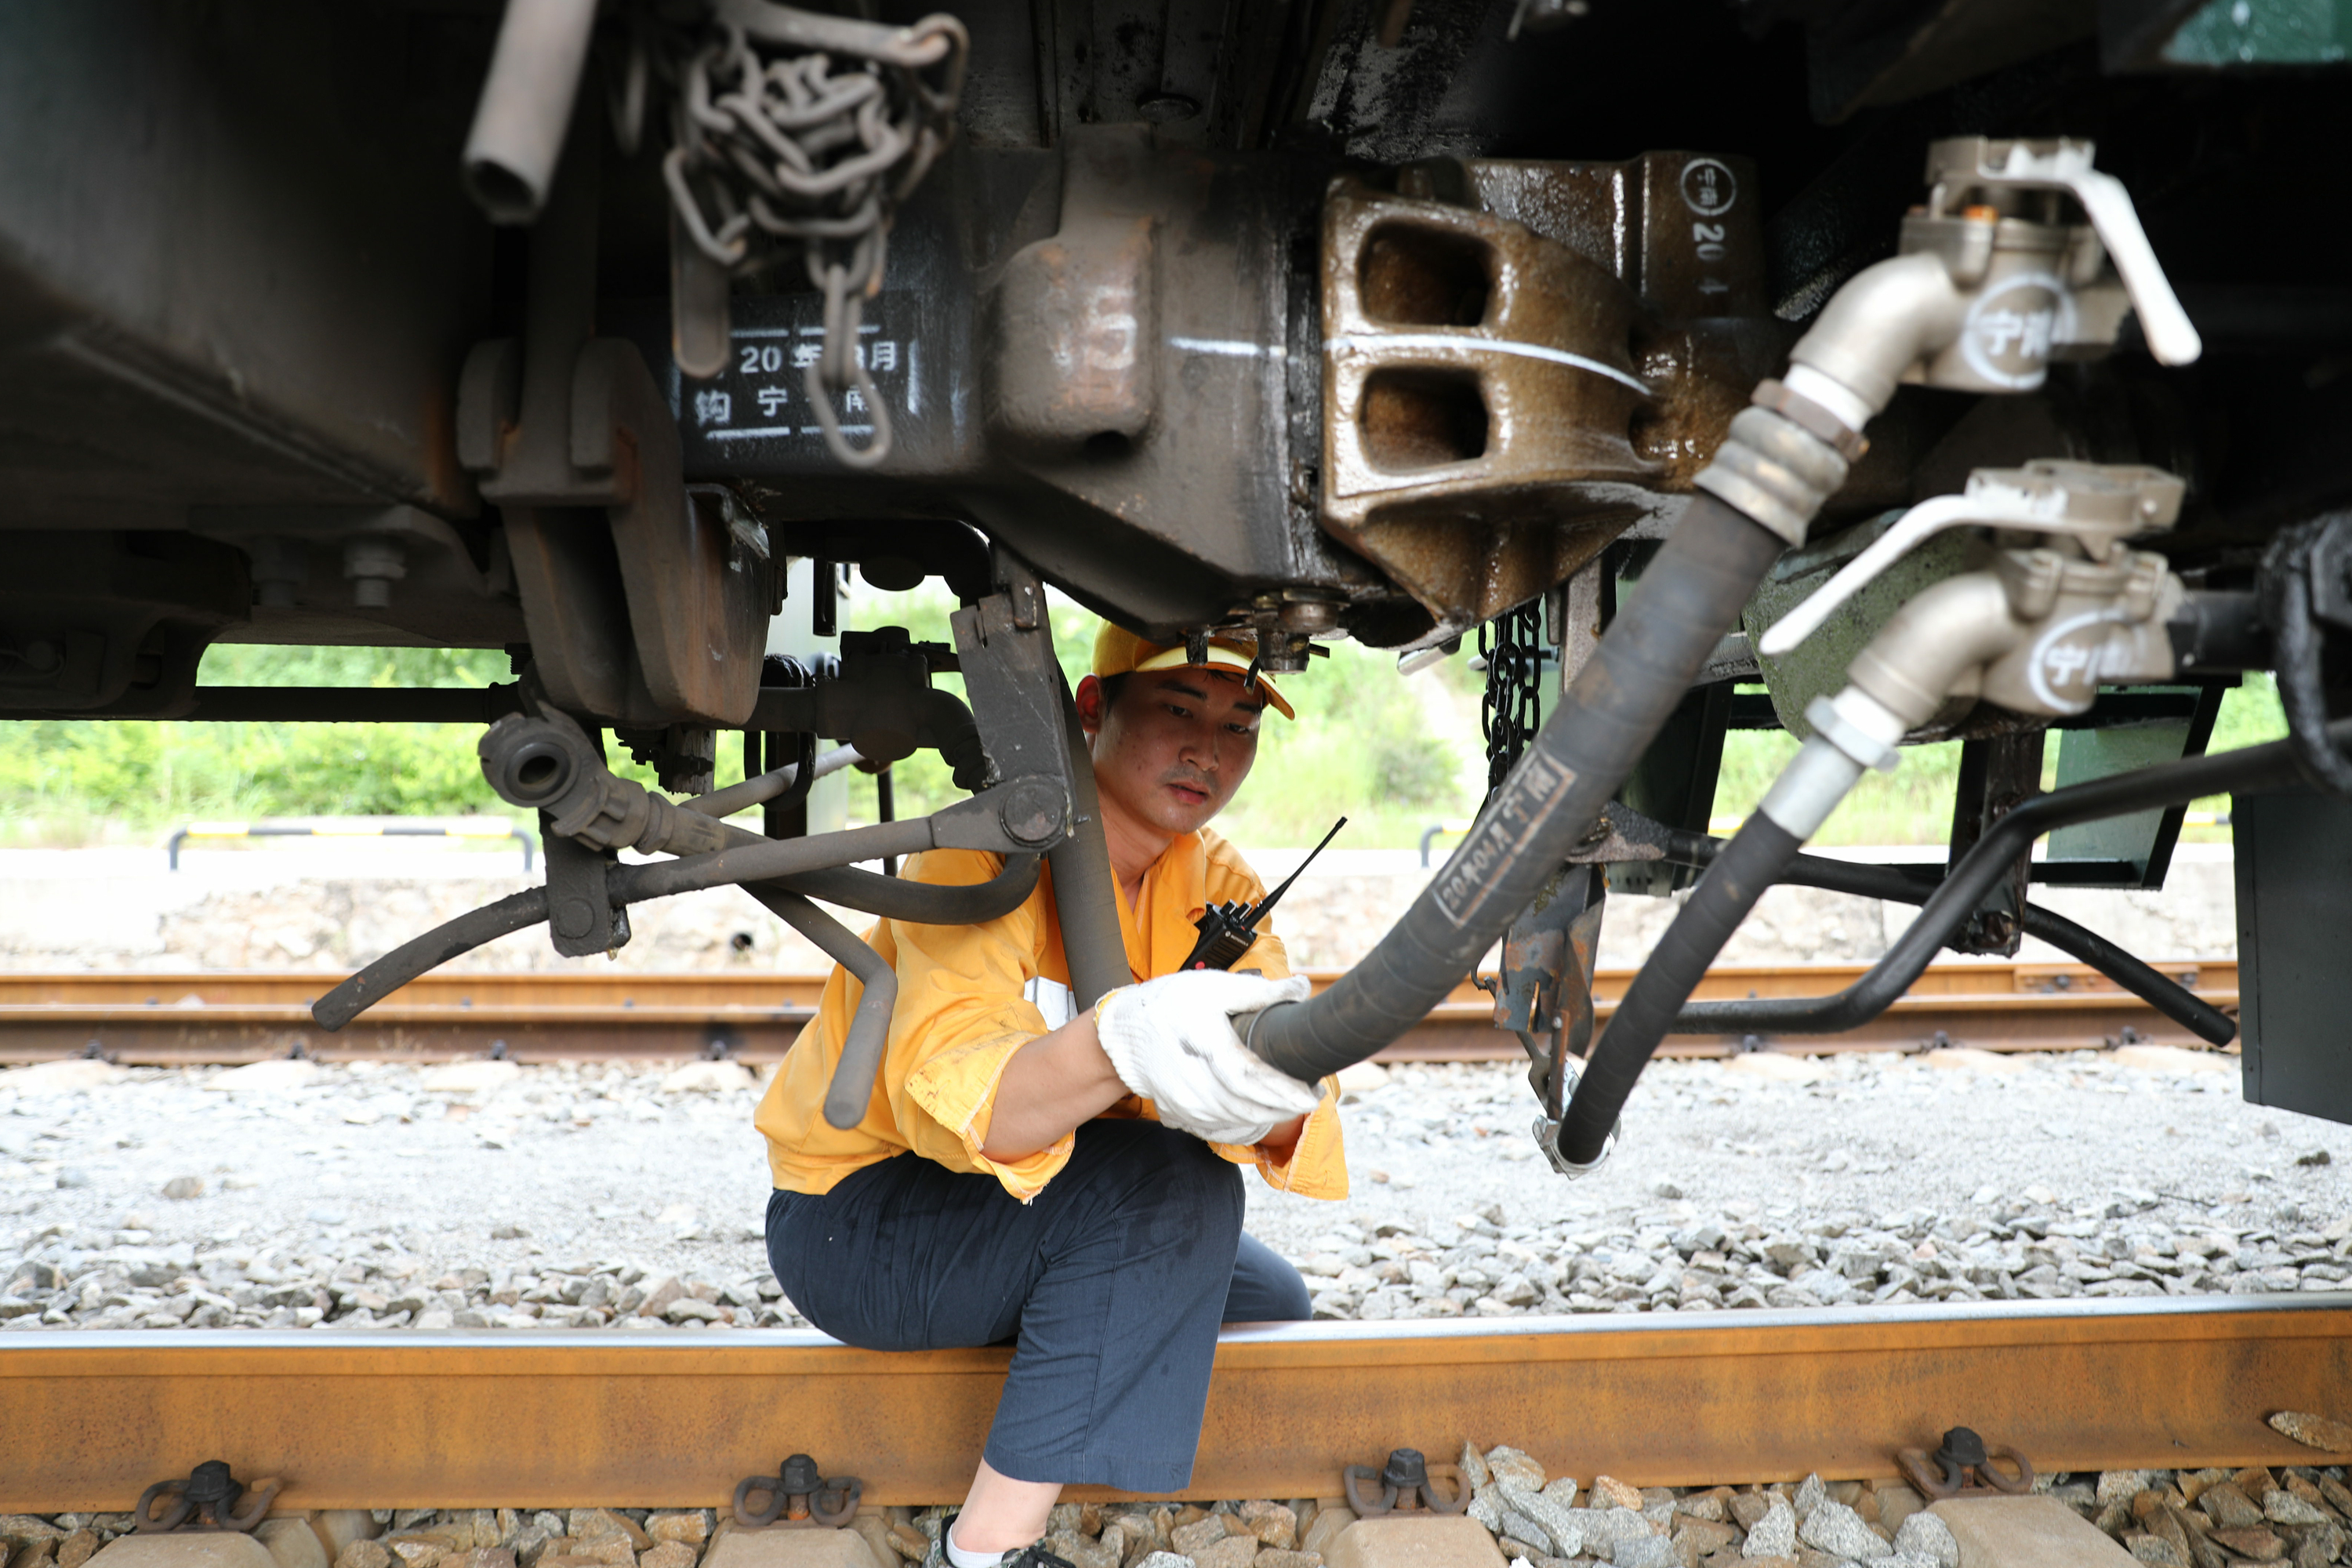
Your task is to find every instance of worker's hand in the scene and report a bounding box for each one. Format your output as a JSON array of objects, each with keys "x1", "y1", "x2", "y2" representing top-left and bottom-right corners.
[{"x1": 1093, "y1": 970, "x2": 1323, "y2": 1145}]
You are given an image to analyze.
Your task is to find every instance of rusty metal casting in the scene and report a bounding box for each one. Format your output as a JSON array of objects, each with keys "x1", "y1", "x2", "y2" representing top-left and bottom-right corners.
[
  {"x1": 1896, "y1": 1426, "x2": 2034, "y2": 1500},
  {"x1": 733, "y1": 1452, "x2": 862, "y2": 1528},
  {"x1": 1319, "y1": 179, "x2": 1651, "y2": 644},
  {"x1": 1319, "y1": 153, "x2": 1776, "y2": 646},
  {"x1": 133, "y1": 1460, "x2": 277, "y2": 1534},
  {"x1": 1343, "y1": 1448, "x2": 1469, "y2": 1517}
]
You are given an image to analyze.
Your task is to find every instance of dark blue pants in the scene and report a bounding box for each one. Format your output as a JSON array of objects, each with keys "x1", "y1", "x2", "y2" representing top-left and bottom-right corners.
[{"x1": 766, "y1": 1120, "x2": 1311, "y2": 1493}]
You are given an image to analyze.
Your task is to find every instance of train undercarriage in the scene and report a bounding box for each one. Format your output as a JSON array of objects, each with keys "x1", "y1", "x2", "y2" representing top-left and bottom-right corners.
[{"x1": 4, "y1": 0, "x2": 2351, "y2": 1145}]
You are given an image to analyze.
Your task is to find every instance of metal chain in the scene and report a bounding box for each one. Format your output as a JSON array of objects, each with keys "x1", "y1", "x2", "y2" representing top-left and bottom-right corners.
[
  {"x1": 624, "y1": 0, "x2": 967, "y2": 468},
  {"x1": 1479, "y1": 601, "x2": 1547, "y2": 801}
]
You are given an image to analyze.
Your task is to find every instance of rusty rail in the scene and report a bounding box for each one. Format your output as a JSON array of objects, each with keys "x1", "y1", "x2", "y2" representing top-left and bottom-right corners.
[
  {"x1": 2, "y1": 1296, "x2": 2342, "y2": 1509},
  {"x1": 0, "y1": 960, "x2": 2238, "y2": 1065}
]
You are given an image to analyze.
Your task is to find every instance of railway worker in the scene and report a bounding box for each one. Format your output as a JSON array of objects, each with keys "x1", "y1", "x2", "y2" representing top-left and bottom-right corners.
[{"x1": 753, "y1": 622, "x2": 1345, "y2": 1565}]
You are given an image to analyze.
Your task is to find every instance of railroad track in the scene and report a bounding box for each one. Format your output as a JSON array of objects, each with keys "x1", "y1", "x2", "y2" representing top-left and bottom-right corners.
[
  {"x1": 4, "y1": 1298, "x2": 2343, "y2": 1509},
  {"x1": 0, "y1": 960, "x2": 2239, "y2": 1065}
]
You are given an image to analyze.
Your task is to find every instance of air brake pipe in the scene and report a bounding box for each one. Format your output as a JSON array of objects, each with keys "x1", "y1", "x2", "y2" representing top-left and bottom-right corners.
[
  {"x1": 684, "y1": 744, "x2": 865, "y2": 818},
  {"x1": 1243, "y1": 374, "x2": 1872, "y2": 1082},
  {"x1": 1242, "y1": 180, "x2": 2209, "y2": 1085},
  {"x1": 1242, "y1": 490, "x2": 1803, "y2": 1084},
  {"x1": 1657, "y1": 725, "x2": 2340, "y2": 1044},
  {"x1": 1653, "y1": 832, "x2": 2236, "y2": 1044},
  {"x1": 310, "y1": 819, "x2": 1037, "y2": 1031},
  {"x1": 1552, "y1": 723, "x2": 2345, "y2": 1167}
]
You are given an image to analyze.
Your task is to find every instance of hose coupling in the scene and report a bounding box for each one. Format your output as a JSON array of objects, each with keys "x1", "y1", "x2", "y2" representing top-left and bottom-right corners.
[
  {"x1": 1691, "y1": 404, "x2": 1854, "y2": 547},
  {"x1": 1803, "y1": 695, "x2": 1901, "y2": 775},
  {"x1": 479, "y1": 710, "x2": 735, "y2": 858},
  {"x1": 1531, "y1": 1058, "x2": 1617, "y2": 1177}
]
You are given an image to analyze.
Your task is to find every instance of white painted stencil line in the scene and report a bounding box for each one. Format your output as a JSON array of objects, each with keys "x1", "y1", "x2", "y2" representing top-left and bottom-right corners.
[
  {"x1": 1170, "y1": 337, "x2": 1285, "y2": 358},
  {"x1": 1324, "y1": 333, "x2": 1650, "y2": 395},
  {"x1": 702, "y1": 426, "x2": 800, "y2": 440}
]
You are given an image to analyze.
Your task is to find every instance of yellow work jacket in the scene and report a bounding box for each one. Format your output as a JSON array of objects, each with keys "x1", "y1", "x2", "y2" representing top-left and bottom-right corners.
[{"x1": 754, "y1": 826, "x2": 1348, "y2": 1203}]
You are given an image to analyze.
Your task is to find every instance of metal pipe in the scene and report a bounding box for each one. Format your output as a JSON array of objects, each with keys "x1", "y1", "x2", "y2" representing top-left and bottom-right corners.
[
  {"x1": 461, "y1": 0, "x2": 601, "y2": 224},
  {"x1": 1659, "y1": 726, "x2": 2347, "y2": 1041},
  {"x1": 876, "y1": 765, "x2": 898, "y2": 877},
  {"x1": 683, "y1": 745, "x2": 863, "y2": 818},
  {"x1": 742, "y1": 886, "x2": 898, "y2": 1131},
  {"x1": 1658, "y1": 838, "x2": 2236, "y2": 1044},
  {"x1": 1049, "y1": 681, "x2": 1130, "y2": 1009},
  {"x1": 610, "y1": 818, "x2": 936, "y2": 906},
  {"x1": 1552, "y1": 724, "x2": 2322, "y2": 1161}
]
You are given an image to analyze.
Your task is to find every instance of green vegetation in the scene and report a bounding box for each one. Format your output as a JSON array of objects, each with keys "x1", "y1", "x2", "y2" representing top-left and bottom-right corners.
[
  {"x1": 1710, "y1": 674, "x2": 2288, "y2": 845},
  {"x1": 841, "y1": 584, "x2": 1481, "y2": 849},
  {"x1": 0, "y1": 593, "x2": 2292, "y2": 851},
  {"x1": 0, "y1": 645, "x2": 740, "y2": 848}
]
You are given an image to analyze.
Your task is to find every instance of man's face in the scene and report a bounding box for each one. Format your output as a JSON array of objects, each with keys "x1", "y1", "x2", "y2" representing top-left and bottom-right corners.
[{"x1": 1084, "y1": 667, "x2": 1266, "y2": 838}]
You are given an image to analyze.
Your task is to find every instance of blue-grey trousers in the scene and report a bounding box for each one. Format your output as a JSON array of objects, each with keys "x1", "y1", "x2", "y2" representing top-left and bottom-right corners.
[{"x1": 766, "y1": 1119, "x2": 1311, "y2": 1493}]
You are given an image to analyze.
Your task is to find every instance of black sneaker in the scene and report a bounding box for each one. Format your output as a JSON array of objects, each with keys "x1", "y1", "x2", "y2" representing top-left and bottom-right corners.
[{"x1": 932, "y1": 1513, "x2": 1076, "y2": 1568}]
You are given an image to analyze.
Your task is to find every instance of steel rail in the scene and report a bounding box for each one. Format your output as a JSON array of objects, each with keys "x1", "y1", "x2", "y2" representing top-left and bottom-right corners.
[
  {"x1": 2, "y1": 1297, "x2": 2344, "y2": 1509},
  {"x1": 0, "y1": 962, "x2": 2238, "y2": 1065}
]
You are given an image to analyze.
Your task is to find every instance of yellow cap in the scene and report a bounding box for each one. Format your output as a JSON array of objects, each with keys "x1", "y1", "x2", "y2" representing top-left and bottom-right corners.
[{"x1": 1090, "y1": 624, "x2": 1295, "y2": 720}]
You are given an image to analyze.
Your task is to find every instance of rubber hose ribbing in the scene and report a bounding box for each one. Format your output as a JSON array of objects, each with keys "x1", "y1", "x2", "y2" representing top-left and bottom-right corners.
[
  {"x1": 1248, "y1": 495, "x2": 1789, "y2": 1083},
  {"x1": 1557, "y1": 815, "x2": 1805, "y2": 1166}
]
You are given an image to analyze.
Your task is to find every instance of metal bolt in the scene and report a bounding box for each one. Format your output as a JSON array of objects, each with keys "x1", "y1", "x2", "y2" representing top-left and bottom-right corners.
[
  {"x1": 996, "y1": 777, "x2": 1066, "y2": 848},
  {"x1": 343, "y1": 538, "x2": 407, "y2": 609}
]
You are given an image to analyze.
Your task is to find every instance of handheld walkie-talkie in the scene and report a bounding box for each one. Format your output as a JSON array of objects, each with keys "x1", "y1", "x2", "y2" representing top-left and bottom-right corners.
[{"x1": 1181, "y1": 816, "x2": 1347, "y2": 971}]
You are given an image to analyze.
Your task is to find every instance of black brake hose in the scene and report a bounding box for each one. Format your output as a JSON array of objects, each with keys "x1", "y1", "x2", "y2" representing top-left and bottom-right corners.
[
  {"x1": 1559, "y1": 814, "x2": 1809, "y2": 1163},
  {"x1": 1247, "y1": 493, "x2": 1791, "y2": 1083},
  {"x1": 310, "y1": 888, "x2": 553, "y2": 1030},
  {"x1": 766, "y1": 854, "x2": 1039, "y2": 924},
  {"x1": 314, "y1": 816, "x2": 945, "y2": 1030},
  {"x1": 1657, "y1": 836, "x2": 2235, "y2": 1041},
  {"x1": 1553, "y1": 722, "x2": 2344, "y2": 1166}
]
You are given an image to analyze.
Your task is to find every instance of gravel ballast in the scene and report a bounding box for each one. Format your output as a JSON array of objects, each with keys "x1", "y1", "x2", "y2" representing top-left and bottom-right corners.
[
  {"x1": 5, "y1": 1457, "x2": 2350, "y2": 1568},
  {"x1": 2, "y1": 1045, "x2": 2347, "y2": 1332}
]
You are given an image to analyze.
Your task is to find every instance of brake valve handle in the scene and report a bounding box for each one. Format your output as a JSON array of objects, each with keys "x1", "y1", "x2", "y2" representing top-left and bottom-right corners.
[{"x1": 1907, "y1": 136, "x2": 2201, "y2": 388}]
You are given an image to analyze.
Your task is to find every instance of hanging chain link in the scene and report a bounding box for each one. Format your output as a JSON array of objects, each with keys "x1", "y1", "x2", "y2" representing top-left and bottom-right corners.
[
  {"x1": 1479, "y1": 601, "x2": 1547, "y2": 802},
  {"x1": 618, "y1": 0, "x2": 967, "y2": 468}
]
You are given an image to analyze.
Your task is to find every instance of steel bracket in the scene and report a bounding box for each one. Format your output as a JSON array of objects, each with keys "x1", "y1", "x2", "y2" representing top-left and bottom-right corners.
[
  {"x1": 949, "y1": 557, "x2": 1076, "y2": 829},
  {"x1": 543, "y1": 828, "x2": 633, "y2": 960}
]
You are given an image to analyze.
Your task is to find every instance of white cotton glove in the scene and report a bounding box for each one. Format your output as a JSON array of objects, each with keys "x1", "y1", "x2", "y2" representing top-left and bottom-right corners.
[{"x1": 1094, "y1": 969, "x2": 1323, "y2": 1145}]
